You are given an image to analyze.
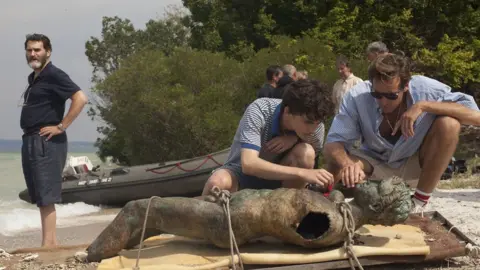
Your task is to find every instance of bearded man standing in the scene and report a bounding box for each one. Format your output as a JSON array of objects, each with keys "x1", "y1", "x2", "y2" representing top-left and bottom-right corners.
[{"x1": 20, "y1": 34, "x2": 88, "y2": 247}]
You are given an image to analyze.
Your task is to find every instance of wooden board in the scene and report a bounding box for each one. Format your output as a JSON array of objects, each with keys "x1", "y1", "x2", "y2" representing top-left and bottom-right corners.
[{"x1": 249, "y1": 211, "x2": 474, "y2": 270}]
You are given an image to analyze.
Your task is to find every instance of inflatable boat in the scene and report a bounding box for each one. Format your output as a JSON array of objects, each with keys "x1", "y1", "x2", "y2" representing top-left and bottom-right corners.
[{"x1": 18, "y1": 148, "x2": 230, "y2": 206}]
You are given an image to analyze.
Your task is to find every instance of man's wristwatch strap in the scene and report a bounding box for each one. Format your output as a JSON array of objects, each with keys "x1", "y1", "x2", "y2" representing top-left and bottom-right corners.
[{"x1": 57, "y1": 123, "x2": 66, "y2": 131}]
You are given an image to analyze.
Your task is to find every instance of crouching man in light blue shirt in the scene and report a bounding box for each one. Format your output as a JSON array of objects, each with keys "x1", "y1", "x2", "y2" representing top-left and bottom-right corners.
[{"x1": 323, "y1": 53, "x2": 480, "y2": 212}]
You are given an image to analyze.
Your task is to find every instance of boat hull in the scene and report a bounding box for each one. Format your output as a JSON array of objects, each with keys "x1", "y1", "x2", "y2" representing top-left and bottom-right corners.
[{"x1": 18, "y1": 148, "x2": 230, "y2": 206}]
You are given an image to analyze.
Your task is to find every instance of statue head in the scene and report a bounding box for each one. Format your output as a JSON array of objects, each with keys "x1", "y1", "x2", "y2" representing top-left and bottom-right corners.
[{"x1": 352, "y1": 176, "x2": 413, "y2": 225}]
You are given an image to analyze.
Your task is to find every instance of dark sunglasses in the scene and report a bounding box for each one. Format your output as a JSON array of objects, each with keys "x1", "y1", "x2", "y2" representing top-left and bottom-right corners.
[
  {"x1": 370, "y1": 91, "x2": 400, "y2": 100},
  {"x1": 370, "y1": 85, "x2": 406, "y2": 100}
]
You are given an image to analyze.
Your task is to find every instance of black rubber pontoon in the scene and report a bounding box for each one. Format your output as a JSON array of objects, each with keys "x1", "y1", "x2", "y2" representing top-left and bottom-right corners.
[{"x1": 18, "y1": 148, "x2": 230, "y2": 206}]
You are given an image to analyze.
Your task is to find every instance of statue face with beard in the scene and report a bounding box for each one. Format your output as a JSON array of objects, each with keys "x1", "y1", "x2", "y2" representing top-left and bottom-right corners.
[{"x1": 25, "y1": 40, "x2": 50, "y2": 71}]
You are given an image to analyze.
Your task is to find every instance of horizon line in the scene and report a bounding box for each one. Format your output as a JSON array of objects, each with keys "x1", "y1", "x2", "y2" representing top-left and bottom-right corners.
[{"x1": 0, "y1": 138, "x2": 96, "y2": 143}]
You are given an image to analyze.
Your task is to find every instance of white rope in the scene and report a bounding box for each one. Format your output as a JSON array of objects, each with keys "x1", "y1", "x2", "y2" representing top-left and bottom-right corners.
[
  {"x1": 133, "y1": 195, "x2": 161, "y2": 270},
  {"x1": 465, "y1": 243, "x2": 480, "y2": 259},
  {"x1": 339, "y1": 202, "x2": 364, "y2": 270},
  {"x1": 210, "y1": 186, "x2": 244, "y2": 270},
  {"x1": 447, "y1": 225, "x2": 480, "y2": 259},
  {"x1": 132, "y1": 188, "x2": 242, "y2": 270}
]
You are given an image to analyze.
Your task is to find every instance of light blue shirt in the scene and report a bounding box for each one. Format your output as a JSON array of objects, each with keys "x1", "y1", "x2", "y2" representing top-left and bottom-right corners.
[{"x1": 326, "y1": 75, "x2": 479, "y2": 168}]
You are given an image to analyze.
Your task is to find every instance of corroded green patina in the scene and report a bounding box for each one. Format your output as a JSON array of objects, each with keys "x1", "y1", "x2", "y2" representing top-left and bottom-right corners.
[{"x1": 86, "y1": 177, "x2": 413, "y2": 262}]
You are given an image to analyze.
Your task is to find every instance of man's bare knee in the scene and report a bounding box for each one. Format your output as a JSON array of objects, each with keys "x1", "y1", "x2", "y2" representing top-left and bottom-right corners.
[
  {"x1": 431, "y1": 116, "x2": 461, "y2": 138},
  {"x1": 282, "y1": 143, "x2": 316, "y2": 169},
  {"x1": 419, "y1": 116, "x2": 461, "y2": 170},
  {"x1": 202, "y1": 169, "x2": 238, "y2": 195}
]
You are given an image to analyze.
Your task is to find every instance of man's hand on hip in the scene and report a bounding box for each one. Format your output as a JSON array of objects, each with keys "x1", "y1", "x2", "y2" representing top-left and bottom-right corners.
[{"x1": 39, "y1": 126, "x2": 64, "y2": 141}]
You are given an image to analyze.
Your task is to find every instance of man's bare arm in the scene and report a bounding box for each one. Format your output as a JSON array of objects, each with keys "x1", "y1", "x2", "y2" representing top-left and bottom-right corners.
[
  {"x1": 240, "y1": 149, "x2": 304, "y2": 181},
  {"x1": 61, "y1": 90, "x2": 88, "y2": 129},
  {"x1": 323, "y1": 142, "x2": 356, "y2": 168},
  {"x1": 418, "y1": 101, "x2": 480, "y2": 126}
]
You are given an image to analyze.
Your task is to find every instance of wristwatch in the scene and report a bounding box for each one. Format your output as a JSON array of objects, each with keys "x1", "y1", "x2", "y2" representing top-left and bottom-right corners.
[{"x1": 57, "y1": 123, "x2": 66, "y2": 132}]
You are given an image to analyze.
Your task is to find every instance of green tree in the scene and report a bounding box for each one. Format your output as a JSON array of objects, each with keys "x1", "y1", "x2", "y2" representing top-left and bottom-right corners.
[
  {"x1": 85, "y1": 6, "x2": 191, "y2": 83},
  {"x1": 136, "y1": 5, "x2": 191, "y2": 56},
  {"x1": 85, "y1": 16, "x2": 137, "y2": 84},
  {"x1": 86, "y1": 0, "x2": 480, "y2": 165},
  {"x1": 91, "y1": 48, "x2": 245, "y2": 165},
  {"x1": 87, "y1": 33, "x2": 347, "y2": 164},
  {"x1": 85, "y1": 7, "x2": 192, "y2": 164},
  {"x1": 183, "y1": 0, "x2": 480, "y2": 92}
]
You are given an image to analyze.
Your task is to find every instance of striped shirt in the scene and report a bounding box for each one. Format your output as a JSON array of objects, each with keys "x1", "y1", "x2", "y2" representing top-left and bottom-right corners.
[
  {"x1": 223, "y1": 98, "x2": 325, "y2": 168},
  {"x1": 326, "y1": 75, "x2": 480, "y2": 168}
]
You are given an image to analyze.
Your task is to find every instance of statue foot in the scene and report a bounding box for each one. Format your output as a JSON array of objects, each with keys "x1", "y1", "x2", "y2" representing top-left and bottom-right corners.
[{"x1": 86, "y1": 199, "x2": 164, "y2": 262}]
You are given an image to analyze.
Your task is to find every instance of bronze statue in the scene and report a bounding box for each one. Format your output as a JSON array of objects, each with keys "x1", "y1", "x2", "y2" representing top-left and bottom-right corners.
[{"x1": 86, "y1": 177, "x2": 413, "y2": 262}]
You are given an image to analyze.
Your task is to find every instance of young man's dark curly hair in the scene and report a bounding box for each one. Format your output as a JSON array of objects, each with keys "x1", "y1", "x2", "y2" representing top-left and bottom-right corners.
[{"x1": 281, "y1": 79, "x2": 333, "y2": 122}]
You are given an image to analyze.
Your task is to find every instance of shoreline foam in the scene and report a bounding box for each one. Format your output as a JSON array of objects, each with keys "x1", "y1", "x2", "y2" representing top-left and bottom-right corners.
[
  {"x1": 0, "y1": 221, "x2": 112, "y2": 252},
  {"x1": 0, "y1": 200, "x2": 120, "y2": 237}
]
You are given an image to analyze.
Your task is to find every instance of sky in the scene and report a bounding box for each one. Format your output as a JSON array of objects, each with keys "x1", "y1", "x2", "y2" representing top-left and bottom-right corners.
[{"x1": 0, "y1": 0, "x2": 181, "y2": 142}]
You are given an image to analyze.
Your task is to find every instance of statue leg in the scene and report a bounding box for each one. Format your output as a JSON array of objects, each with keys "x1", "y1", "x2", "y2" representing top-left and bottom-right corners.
[{"x1": 86, "y1": 197, "x2": 224, "y2": 262}]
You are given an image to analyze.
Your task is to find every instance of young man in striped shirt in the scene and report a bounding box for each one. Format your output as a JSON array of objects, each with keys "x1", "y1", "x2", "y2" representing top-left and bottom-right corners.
[{"x1": 202, "y1": 79, "x2": 334, "y2": 195}]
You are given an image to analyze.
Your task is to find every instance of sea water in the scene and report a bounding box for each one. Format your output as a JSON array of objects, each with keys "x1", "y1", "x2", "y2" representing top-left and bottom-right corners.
[{"x1": 0, "y1": 145, "x2": 118, "y2": 237}]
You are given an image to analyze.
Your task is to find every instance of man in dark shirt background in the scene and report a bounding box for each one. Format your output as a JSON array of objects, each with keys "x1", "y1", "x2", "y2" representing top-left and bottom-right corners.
[
  {"x1": 273, "y1": 64, "x2": 298, "y2": 99},
  {"x1": 256, "y1": 65, "x2": 283, "y2": 98},
  {"x1": 20, "y1": 33, "x2": 88, "y2": 247}
]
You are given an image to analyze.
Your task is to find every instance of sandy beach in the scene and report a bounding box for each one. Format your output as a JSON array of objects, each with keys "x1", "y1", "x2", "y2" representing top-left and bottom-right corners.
[
  {"x1": 2, "y1": 185, "x2": 480, "y2": 270},
  {"x1": 0, "y1": 222, "x2": 110, "y2": 270},
  {"x1": 0, "y1": 221, "x2": 111, "y2": 252},
  {"x1": 0, "y1": 207, "x2": 120, "y2": 270}
]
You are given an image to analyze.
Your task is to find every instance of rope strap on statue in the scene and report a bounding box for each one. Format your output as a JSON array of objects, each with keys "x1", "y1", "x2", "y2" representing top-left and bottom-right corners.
[
  {"x1": 210, "y1": 186, "x2": 244, "y2": 270},
  {"x1": 339, "y1": 202, "x2": 364, "y2": 270},
  {"x1": 133, "y1": 195, "x2": 161, "y2": 270},
  {"x1": 127, "y1": 190, "x2": 365, "y2": 270},
  {"x1": 131, "y1": 187, "x2": 243, "y2": 270}
]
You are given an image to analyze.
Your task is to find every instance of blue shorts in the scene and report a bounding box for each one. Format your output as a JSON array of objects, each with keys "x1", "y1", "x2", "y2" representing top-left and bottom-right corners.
[
  {"x1": 218, "y1": 145, "x2": 321, "y2": 190},
  {"x1": 220, "y1": 164, "x2": 283, "y2": 190},
  {"x1": 21, "y1": 133, "x2": 68, "y2": 207}
]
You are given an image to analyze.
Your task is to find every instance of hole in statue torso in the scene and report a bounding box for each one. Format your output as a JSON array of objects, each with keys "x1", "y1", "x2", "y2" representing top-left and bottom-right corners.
[{"x1": 296, "y1": 212, "x2": 330, "y2": 240}]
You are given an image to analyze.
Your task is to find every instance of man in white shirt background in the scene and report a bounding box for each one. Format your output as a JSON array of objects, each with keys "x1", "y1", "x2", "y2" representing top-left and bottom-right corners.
[{"x1": 332, "y1": 55, "x2": 363, "y2": 114}]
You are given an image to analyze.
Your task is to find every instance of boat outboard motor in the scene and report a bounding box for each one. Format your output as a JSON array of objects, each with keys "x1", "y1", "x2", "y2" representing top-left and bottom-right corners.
[{"x1": 92, "y1": 165, "x2": 101, "y2": 172}]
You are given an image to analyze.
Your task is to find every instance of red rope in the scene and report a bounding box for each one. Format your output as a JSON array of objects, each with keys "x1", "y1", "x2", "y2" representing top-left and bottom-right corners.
[{"x1": 146, "y1": 154, "x2": 224, "y2": 174}]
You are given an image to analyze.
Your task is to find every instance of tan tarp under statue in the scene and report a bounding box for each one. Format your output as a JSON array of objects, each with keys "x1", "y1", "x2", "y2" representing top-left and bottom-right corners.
[{"x1": 84, "y1": 176, "x2": 422, "y2": 268}]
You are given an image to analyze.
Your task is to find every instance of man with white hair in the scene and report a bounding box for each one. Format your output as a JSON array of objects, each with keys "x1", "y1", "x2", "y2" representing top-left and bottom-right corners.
[
  {"x1": 366, "y1": 41, "x2": 389, "y2": 62},
  {"x1": 273, "y1": 64, "x2": 298, "y2": 98}
]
